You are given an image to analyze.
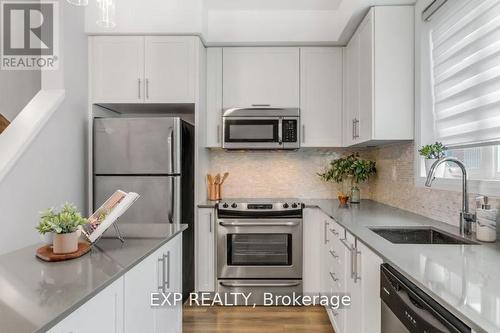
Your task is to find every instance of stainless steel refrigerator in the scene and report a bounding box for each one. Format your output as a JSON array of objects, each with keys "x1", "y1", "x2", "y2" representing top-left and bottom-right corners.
[{"x1": 93, "y1": 116, "x2": 194, "y2": 299}]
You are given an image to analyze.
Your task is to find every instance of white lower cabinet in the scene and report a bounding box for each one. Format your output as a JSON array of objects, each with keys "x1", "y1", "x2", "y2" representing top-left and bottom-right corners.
[
  {"x1": 304, "y1": 208, "x2": 383, "y2": 333},
  {"x1": 125, "y1": 234, "x2": 183, "y2": 333},
  {"x1": 152, "y1": 234, "x2": 183, "y2": 333},
  {"x1": 48, "y1": 277, "x2": 124, "y2": 333},
  {"x1": 48, "y1": 234, "x2": 183, "y2": 333},
  {"x1": 303, "y1": 208, "x2": 324, "y2": 295},
  {"x1": 196, "y1": 208, "x2": 216, "y2": 292}
]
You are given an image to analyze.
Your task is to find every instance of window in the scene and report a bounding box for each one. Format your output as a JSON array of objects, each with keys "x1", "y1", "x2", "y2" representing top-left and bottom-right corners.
[
  {"x1": 419, "y1": 0, "x2": 500, "y2": 184},
  {"x1": 443, "y1": 145, "x2": 500, "y2": 181}
]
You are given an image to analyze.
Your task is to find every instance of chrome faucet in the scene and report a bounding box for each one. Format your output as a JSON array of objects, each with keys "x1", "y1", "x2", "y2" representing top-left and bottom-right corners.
[{"x1": 425, "y1": 157, "x2": 476, "y2": 236}]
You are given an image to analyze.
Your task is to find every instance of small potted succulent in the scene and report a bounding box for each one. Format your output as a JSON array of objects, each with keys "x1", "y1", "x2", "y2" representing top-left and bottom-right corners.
[
  {"x1": 419, "y1": 142, "x2": 447, "y2": 176},
  {"x1": 319, "y1": 153, "x2": 376, "y2": 205},
  {"x1": 36, "y1": 203, "x2": 87, "y2": 254}
]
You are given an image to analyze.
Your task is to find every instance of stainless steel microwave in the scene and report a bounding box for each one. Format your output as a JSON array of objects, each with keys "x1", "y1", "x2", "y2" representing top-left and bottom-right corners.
[{"x1": 222, "y1": 108, "x2": 300, "y2": 149}]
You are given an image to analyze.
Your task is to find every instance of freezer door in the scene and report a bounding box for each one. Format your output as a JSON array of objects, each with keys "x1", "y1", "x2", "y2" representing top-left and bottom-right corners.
[
  {"x1": 94, "y1": 176, "x2": 178, "y2": 224},
  {"x1": 93, "y1": 117, "x2": 181, "y2": 174}
]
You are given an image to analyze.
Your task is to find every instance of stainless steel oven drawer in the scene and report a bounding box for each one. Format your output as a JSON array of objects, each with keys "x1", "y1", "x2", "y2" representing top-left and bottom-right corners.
[{"x1": 217, "y1": 279, "x2": 302, "y2": 305}]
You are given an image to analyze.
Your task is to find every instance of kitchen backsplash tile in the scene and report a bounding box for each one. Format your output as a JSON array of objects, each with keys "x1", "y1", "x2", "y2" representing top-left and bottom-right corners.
[
  {"x1": 208, "y1": 148, "x2": 371, "y2": 199},
  {"x1": 208, "y1": 142, "x2": 499, "y2": 227},
  {"x1": 368, "y1": 142, "x2": 500, "y2": 227}
]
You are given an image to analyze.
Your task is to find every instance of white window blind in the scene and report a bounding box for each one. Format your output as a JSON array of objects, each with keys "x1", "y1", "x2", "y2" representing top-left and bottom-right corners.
[{"x1": 430, "y1": 0, "x2": 500, "y2": 148}]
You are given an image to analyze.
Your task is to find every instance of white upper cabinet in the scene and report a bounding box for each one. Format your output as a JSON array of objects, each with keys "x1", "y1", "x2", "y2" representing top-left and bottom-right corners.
[
  {"x1": 300, "y1": 47, "x2": 343, "y2": 147},
  {"x1": 222, "y1": 47, "x2": 300, "y2": 108},
  {"x1": 206, "y1": 48, "x2": 223, "y2": 148},
  {"x1": 91, "y1": 36, "x2": 145, "y2": 103},
  {"x1": 342, "y1": 32, "x2": 360, "y2": 147},
  {"x1": 145, "y1": 36, "x2": 196, "y2": 103},
  {"x1": 358, "y1": 13, "x2": 374, "y2": 144},
  {"x1": 343, "y1": 6, "x2": 414, "y2": 146},
  {"x1": 90, "y1": 36, "x2": 198, "y2": 104}
]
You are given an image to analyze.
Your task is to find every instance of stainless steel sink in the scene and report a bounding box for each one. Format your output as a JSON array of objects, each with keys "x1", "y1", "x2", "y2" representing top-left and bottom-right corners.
[{"x1": 369, "y1": 227, "x2": 480, "y2": 245}]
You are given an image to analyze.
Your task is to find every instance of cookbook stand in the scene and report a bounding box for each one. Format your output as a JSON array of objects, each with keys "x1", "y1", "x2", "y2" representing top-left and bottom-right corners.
[{"x1": 91, "y1": 221, "x2": 125, "y2": 246}]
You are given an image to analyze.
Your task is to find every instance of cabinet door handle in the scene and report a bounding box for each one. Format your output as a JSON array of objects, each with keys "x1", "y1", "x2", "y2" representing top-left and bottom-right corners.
[
  {"x1": 353, "y1": 247, "x2": 361, "y2": 283},
  {"x1": 329, "y1": 249, "x2": 338, "y2": 259},
  {"x1": 145, "y1": 78, "x2": 149, "y2": 99},
  {"x1": 158, "y1": 256, "x2": 165, "y2": 291},
  {"x1": 329, "y1": 228, "x2": 339, "y2": 236},
  {"x1": 217, "y1": 125, "x2": 220, "y2": 144},
  {"x1": 324, "y1": 220, "x2": 330, "y2": 244},
  {"x1": 209, "y1": 212, "x2": 213, "y2": 233},
  {"x1": 302, "y1": 124, "x2": 305, "y2": 143},
  {"x1": 137, "y1": 78, "x2": 141, "y2": 99},
  {"x1": 329, "y1": 272, "x2": 339, "y2": 282},
  {"x1": 352, "y1": 118, "x2": 359, "y2": 139},
  {"x1": 163, "y1": 252, "x2": 171, "y2": 290},
  {"x1": 340, "y1": 238, "x2": 350, "y2": 249}
]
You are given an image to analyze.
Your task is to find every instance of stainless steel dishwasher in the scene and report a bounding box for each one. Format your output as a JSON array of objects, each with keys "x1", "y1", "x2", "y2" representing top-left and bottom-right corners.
[{"x1": 380, "y1": 264, "x2": 471, "y2": 333}]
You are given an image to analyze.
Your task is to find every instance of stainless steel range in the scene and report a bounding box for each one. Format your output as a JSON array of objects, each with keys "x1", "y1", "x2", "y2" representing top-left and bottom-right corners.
[{"x1": 216, "y1": 199, "x2": 303, "y2": 304}]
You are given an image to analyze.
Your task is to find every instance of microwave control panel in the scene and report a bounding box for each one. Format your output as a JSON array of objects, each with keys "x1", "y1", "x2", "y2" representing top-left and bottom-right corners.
[{"x1": 282, "y1": 119, "x2": 298, "y2": 143}]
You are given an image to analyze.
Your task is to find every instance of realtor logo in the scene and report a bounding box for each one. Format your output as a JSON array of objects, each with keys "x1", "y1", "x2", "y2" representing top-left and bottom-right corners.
[{"x1": 1, "y1": 1, "x2": 59, "y2": 70}]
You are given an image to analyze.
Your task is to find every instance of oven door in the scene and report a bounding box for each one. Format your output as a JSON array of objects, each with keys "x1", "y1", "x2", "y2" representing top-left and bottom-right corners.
[
  {"x1": 217, "y1": 218, "x2": 302, "y2": 279},
  {"x1": 222, "y1": 117, "x2": 283, "y2": 149}
]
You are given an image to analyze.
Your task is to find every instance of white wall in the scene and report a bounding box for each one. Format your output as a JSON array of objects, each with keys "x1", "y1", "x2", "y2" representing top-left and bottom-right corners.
[
  {"x1": 84, "y1": 0, "x2": 415, "y2": 45},
  {"x1": 85, "y1": 0, "x2": 204, "y2": 34},
  {"x1": 0, "y1": 2, "x2": 88, "y2": 255},
  {"x1": 0, "y1": 71, "x2": 40, "y2": 122}
]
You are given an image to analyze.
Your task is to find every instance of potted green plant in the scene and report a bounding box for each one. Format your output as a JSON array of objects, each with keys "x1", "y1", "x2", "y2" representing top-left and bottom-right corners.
[
  {"x1": 36, "y1": 203, "x2": 87, "y2": 254},
  {"x1": 36, "y1": 214, "x2": 55, "y2": 245},
  {"x1": 319, "y1": 153, "x2": 376, "y2": 205},
  {"x1": 419, "y1": 142, "x2": 447, "y2": 176}
]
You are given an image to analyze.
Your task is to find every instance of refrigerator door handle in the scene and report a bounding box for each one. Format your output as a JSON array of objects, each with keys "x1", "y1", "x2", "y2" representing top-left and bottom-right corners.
[
  {"x1": 169, "y1": 176, "x2": 174, "y2": 223},
  {"x1": 167, "y1": 127, "x2": 174, "y2": 174}
]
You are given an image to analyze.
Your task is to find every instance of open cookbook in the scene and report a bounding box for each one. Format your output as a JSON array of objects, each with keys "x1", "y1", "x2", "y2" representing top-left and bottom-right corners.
[{"x1": 82, "y1": 190, "x2": 140, "y2": 243}]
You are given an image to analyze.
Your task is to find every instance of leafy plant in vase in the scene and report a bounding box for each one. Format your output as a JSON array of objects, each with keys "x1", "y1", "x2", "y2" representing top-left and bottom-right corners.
[
  {"x1": 36, "y1": 203, "x2": 87, "y2": 254},
  {"x1": 319, "y1": 153, "x2": 376, "y2": 205},
  {"x1": 351, "y1": 156, "x2": 376, "y2": 203},
  {"x1": 419, "y1": 142, "x2": 447, "y2": 177}
]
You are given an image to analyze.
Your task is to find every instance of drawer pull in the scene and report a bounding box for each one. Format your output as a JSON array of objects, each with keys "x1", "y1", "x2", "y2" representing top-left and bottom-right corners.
[
  {"x1": 329, "y1": 228, "x2": 339, "y2": 236},
  {"x1": 329, "y1": 250, "x2": 339, "y2": 259},
  {"x1": 329, "y1": 272, "x2": 339, "y2": 282}
]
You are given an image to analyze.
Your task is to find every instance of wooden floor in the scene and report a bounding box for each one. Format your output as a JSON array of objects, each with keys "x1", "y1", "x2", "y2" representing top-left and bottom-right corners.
[{"x1": 183, "y1": 306, "x2": 334, "y2": 333}]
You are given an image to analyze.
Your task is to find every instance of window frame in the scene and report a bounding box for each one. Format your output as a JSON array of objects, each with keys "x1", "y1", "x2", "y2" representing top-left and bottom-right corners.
[{"x1": 414, "y1": 0, "x2": 500, "y2": 197}]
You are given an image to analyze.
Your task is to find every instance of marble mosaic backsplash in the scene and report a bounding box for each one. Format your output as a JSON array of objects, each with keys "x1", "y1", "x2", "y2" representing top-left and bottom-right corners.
[
  {"x1": 208, "y1": 143, "x2": 500, "y2": 227},
  {"x1": 208, "y1": 148, "x2": 371, "y2": 200},
  {"x1": 367, "y1": 142, "x2": 500, "y2": 227}
]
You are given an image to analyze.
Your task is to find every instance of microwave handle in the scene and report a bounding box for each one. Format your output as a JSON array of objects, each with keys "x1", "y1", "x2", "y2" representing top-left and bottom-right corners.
[{"x1": 278, "y1": 119, "x2": 283, "y2": 144}]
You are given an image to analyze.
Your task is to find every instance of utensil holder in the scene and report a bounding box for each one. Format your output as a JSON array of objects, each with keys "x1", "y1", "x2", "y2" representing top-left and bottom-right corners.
[{"x1": 208, "y1": 183, "x2": 221, "y2": 201}]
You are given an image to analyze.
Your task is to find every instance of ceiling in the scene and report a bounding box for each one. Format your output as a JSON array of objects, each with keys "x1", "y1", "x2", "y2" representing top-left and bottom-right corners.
[
  {"x1": 206, "y1": 0, "x2": 344, "y2": 11},
  {"x1": 204, "y1": 0, "x2": 417, "y2": 45}
]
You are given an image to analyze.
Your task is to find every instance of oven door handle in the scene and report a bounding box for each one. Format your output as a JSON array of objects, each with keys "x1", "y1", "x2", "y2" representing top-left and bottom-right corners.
[
  {"x1": 219, "y1": 221, "x2": 300, "y2": 227},
  {"x1": 219, "y1": 282, "x2": 301, "y2": 288}
]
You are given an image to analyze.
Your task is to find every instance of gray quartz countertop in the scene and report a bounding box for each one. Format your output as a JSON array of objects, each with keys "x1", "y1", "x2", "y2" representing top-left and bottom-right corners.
[
  {"x1": 306, "y1": 199, "x2": 500, "y2": 333},
  {"x1": 197, "y1": 200, "x2": 218, "y2": 208},
  {"x1": 0, "y1": 223, "x2": 187, "y2": 333}
]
